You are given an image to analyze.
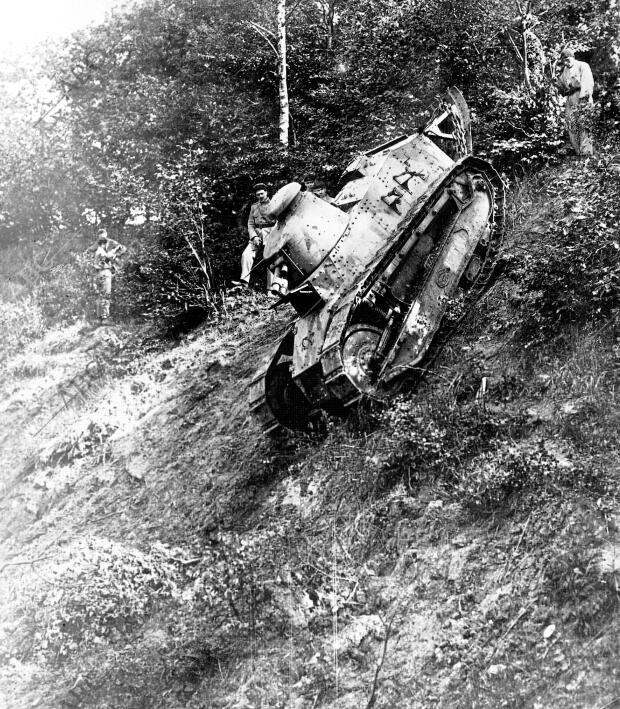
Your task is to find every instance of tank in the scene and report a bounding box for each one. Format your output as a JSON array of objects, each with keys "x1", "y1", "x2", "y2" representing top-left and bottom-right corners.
[{"x1": 249, "y1": 88, "x2": 505, "y2": 434}]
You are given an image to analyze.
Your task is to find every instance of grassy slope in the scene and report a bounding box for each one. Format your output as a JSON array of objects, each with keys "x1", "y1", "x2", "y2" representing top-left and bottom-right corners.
[{"x1": 0, "y1": 160, "x2": 618, "y2": 709}]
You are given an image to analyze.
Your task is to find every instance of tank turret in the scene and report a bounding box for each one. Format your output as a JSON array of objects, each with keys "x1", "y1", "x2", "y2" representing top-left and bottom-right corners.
[{"x1": 249, "y1": 88, "x2": 505, "y2": 434}]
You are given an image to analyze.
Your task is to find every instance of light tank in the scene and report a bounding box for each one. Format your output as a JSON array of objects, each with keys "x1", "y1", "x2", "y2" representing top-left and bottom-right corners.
[{"x1": 249, "y1": 88, "x2": 505, "y2": 434}]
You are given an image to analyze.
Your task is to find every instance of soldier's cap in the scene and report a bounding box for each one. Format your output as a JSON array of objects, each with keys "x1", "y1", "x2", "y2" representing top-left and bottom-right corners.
[
  {"x1": 560, "y1": 48, "x2": 575, "y2": 58},
  {"x1": 253, "y1": 182, "x2": 268, "y2": 192},
  {"x1": 304, "y1": 178, "x2": 326, "y2": 190}
]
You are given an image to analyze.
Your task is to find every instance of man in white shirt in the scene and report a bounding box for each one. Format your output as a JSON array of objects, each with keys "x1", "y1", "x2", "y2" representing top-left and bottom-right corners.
[
  {"x1": 92, "y1": 229, "x2": 126, "y2": 321},
  {"x1": 557, "y1": 48, "x2": 595, "y2": 157}
]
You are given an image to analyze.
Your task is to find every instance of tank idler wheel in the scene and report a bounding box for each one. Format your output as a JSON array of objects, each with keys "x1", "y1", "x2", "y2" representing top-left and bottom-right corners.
[
  {"x1": 341, "y1": 325, "x2": 388, "y2": 399},
  {"x1": 265, "y1": 362, "x2": 315, "y2": 432}
]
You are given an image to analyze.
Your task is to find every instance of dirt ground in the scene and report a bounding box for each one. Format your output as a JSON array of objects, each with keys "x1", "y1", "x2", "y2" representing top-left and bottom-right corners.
[{"x1": 1, "y1": 166, "x2": 619, "y2": 708}]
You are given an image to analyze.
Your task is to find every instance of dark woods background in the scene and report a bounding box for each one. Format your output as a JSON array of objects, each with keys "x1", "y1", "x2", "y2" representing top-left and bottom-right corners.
[{"x1": 0, "y1": 0, "x2": 619, "y2": 330}]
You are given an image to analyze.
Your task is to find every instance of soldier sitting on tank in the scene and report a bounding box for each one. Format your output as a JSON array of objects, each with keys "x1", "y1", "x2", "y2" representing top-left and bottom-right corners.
[{"x1": 239, "y1": 183, "x2": 276, "y2": 289}]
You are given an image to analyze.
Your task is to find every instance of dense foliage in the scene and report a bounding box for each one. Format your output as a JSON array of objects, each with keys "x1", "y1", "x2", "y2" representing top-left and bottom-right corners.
[
  {"x1": 513, "y1": 158, "x2": 620, "y2": 341},
  {"x1": 0, "y1": 0, "x2": 619, "y2": 324}
]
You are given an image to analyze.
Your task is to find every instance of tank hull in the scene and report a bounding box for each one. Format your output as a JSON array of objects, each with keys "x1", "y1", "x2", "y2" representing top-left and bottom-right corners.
[{"x1": 249, "y1": 90, "x2": 505, "y2": 433}]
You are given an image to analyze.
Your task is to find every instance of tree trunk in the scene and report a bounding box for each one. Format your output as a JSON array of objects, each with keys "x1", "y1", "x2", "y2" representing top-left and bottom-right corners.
[
  {"x1": 521, "y1": 27, "x2": 531, "y2": 91},
  {"x1": 323, "y1": 0, "x2": 335, "y2": 50},
  {"x1": 277, "y1": 0, "x2": 289, "y2": 148}
]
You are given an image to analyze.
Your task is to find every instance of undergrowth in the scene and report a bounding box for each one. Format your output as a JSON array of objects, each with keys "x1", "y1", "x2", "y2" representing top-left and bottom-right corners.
[
  {"x1": 6, "y1": 539, "x2": 179, "y2": 666},
  {"x1": 1, "y1": 155, "x2": 619, "y2": 708},
  {"x1": 512, "y1": 158, "x2": 620, "y2": 344},
  {"x1": 0, "y1": 297, "x2": 46, "y2": 362}
]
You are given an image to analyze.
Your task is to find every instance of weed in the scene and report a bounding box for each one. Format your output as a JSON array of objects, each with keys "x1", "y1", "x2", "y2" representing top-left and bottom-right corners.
[
  {"x1": 513, "y1": 162, "x2": 620, "y2": 342},
  {"x1": 6, "y1": 352, "x2": 49, "y2": 378},
  {"x1": 33, "y1": 419, "x2": 119, "y2": 471},
  {"x1": 543, "y1": 535, "x2": 618, "y2": 637},
  {"x1": 7, "y1": 539, "x2": 179, "y2": 666},
  {"x1": 0, "y1": 297, "x2": 46, "y2": 363},
  {"x1": 457, "y1": 443, "x2": 571, "y2": 514}
]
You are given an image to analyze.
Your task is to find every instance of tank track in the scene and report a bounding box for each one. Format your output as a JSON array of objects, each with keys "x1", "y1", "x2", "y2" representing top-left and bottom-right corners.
[
  {"x1": 412, "y1": 161, "x2": 505, "y2": 374},
  {"x1": 320, "y1": 159, "x2": 505, "y2": 401},
  {"x1": 250, "y1": 164, "x2": 504, "y2": 435}
]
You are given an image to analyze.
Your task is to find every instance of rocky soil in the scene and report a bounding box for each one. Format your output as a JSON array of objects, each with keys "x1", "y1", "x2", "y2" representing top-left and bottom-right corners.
[{"x1": 0, "y1": 162, "x2": 619, "y2": 708}]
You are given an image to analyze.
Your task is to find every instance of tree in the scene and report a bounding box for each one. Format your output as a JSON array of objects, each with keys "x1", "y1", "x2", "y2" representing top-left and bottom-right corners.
[
  {"x1": 277, "y1": 0, "x2": 289, "y2": 147},
  {"x1": 2, "y1": 0, "x2": 620, "y2": 320},
  {"x1": 317, "y1": 0, "x2": 337, "y2": 51},
  {"x1": 0, "y1": 52, "x2": 86, "y2": 244},
  {"x1": 507, "y1": 1, "x2": 547, "y2": 92},
  {"x1": 157, "y1": 144, "x2": 220, "y2": 314},
  {"x1": 245, "y1": 0, "x2": 291, "y2": 149}
]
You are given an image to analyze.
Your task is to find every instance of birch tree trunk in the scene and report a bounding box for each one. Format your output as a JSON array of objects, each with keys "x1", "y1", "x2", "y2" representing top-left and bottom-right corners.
[
  {"x1": 521, "y1": 26, "x2": 531, "y2": 91},
  {"x1": 277, "y1": 0, "x2": 289, "y2": 148},
  {"x1": 321, "y1": 0, "x2": 336, "y2": 50},
  {"x1": 514, "y1": 0, "x2": 532, "y2": 92}
]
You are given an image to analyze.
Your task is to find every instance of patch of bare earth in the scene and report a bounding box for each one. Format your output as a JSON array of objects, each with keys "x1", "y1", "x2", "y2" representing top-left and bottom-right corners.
[{"x1": 1, "y1": 162, "x2": 619, "y2": 708}]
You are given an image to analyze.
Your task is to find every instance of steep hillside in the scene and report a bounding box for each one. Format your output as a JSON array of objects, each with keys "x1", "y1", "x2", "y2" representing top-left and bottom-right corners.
[{"x1": 0, "y1": 158, "x2": 619, "y2": 709}]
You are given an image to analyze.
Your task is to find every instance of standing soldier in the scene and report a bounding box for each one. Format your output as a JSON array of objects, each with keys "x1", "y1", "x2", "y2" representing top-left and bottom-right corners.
[
  {"x1": 557, "y1": 48, "x2": 595, "y2": 157},
  {"x1": 240, "y1": 183, "x2": 276, "y2": 288},
  {"x1": 92, "y1": 229, "x2": 126, "y2": 322}
]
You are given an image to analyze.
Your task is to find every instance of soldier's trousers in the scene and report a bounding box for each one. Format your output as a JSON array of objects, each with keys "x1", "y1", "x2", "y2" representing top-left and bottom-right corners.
[
  {"x1": 95, "y1": 269, "x2": 112, "y2": 319},
  {"x1": 566, "y1": 99, "x2": 594, "y2": 157},
  {"x1": 240, "y1": 242, "x2": 259, "y2": 284}
]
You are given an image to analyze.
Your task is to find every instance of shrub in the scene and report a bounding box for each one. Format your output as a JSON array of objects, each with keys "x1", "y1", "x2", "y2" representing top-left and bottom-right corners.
[
  {"x1": 34, "y1": 258, "x2": 92, "y2": 321},
  {"x1": 184, "y1": 525, "x2": 293, "y2": 650},
  {"x1": 376, "y1": 394, "x2": 614, "y2": 517},
  {"x1": 542, "y1": 512, "x2": 619, "y2": 636},
  {"x1": 0, "y1": 297, "x2": 46, "y2": 361},
  {"x1": 514, "y1": 160, "x2": 620, "y2": 342},
  {"x1": 10, "y1": 539, "x2": 179, "y2": 665},
  {"x1": 34, "y1": 418, "x2": 119, "y2": 469},
  {"x1": 377, "y1": 396, "x2": 510, "y2": 492},
  {"x1": 456, "y1": 443, "x2": 568, "y2": 513},
  {"x1": 479, "y1": 84, "x2": 565, "y2": 171},
  {"x1": 114, "y1": 239, "x2": 223, "y2": 327}
]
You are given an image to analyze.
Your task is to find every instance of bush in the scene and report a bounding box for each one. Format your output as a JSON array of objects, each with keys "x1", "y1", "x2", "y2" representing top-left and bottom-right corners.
[
  {"x1": 456, "y1": 443, "x2": 572, "y2": 514},
  {"x1": 183, "y1": 525, "x2": 294, "y2": 650},
  {"x1": 376, "y1": 394, "x2": 613, "y2": 517},
  {"x1": 377, "y1": 396, "x2": 510, "y2": 492},
  {"x1": 9, "y1": 539, "x2": 179, "y2": 666},
  {"x1": 542, "y1": 508, "x2": 619, "y2": 636},
  {"x1": 34, "y1": 258, "x2": 92, "y2": 321},
  {"x1": 478, "y1": 84, "x2": 565, "y2": 171},
  {"x1": 115, "y1": 239, "x2": 222, "y2": 326},
  {"x1": 0, "y1": 297, "x2": 46, "y2": 361},
  {"x1": 514, "y1": 160, "x2": 620, "y2": 342}
]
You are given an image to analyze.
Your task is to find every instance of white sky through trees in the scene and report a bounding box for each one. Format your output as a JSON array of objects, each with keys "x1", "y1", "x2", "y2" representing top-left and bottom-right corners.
[{"x1": 0, "y1": 0, "x2": 121, "y2": 51}]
